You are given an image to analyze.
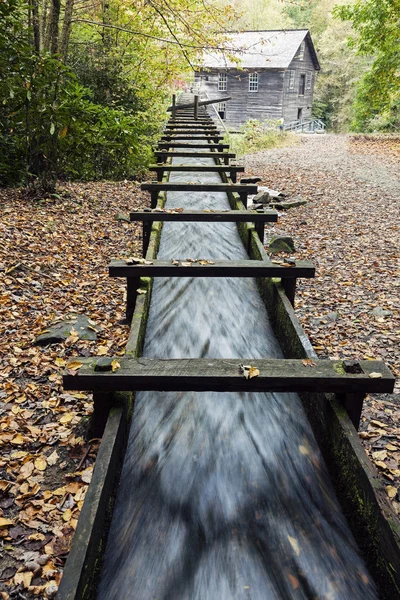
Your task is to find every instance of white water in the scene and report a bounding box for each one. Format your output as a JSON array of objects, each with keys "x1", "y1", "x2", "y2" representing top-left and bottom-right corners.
[{"x1": 98, "y1": 154, "x2": 377, "y2": 599}]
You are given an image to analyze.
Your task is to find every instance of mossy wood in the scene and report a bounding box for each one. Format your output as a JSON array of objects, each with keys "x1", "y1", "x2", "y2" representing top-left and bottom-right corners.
[
  {"x1": 63, "y1": 357, "x2": 394, "y2": 394},
  {"x1": 109, "y1": 258, "x2": 315, "y2": 279},
  {"x1": 157, "y1": 142, "x2": 229, "y2": 150},
  {"x1": 130, "y1": 209, "x2": 277, "y2": 223},
  {"x1": 141, "y1": 182, "x2": 257, "y2": 193}
]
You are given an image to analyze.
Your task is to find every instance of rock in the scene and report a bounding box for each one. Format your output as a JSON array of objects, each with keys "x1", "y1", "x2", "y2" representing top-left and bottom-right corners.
[
  {"x1": 240, "y1": 176, "x2": 262, "y2": 184},
  {"x1": 268, "y1": 236, "x2": 296, "y2": 254},
  {"x1": 327, "y1": 312, "x2": 338, "y2": 322},
  {"x1": 270, "y1": 199, "x2": 307, "y2": 210},
  {"x1": 35, "y1": 315, "x2": 100, "y2": 346},
  {"x1": 115, "y1": 213, "x2": 130, "y2": 222},
  {"x1": 371, "y1": 307, "x2": 392, "y2": 317},
  {"x1": 252, "y1": 191, "x2": 271, "y2": 205}
]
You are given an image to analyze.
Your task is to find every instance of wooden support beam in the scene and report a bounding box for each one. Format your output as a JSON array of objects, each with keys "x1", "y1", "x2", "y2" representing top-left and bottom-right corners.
[
  {"x1": 63, "y1": 357, "x2": 395, "y2": 394},
  {"x1": 171, "y1": 94, "x2": 176, "y2": 119},
  {"x1": 130, "y1": 209, "x2": 277, "y2": 223},
  {"x1": 161, "y1": 135, "x2": 224, "y2": 141},
  {"x1": 141, "y1": 182, "x2": 258, "y2": 194},
  {"x1": 194, "y1": 95, "x2": 199, "y2": 120},
  {"x1": 157, "y1": 142, "x2": 229, "y2": 150},
  {"x1": 109, "y1": 259, "x2": 315, "y2": 279},
  {"x1": 154, "y1": 151, "x2": 236, "y2": 165},
  {"x1": 165, "y1": 125, "x2": 219, "y2": 131},
  {"x1": 149, "y1": 164, "x2": 245, "y2": 183}
]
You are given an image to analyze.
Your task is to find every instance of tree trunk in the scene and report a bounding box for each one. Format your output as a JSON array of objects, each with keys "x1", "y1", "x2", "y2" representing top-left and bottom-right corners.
[
  {"x1": 60, "y1": 0, "x2": 74, "y2": 62},
  {"x1": 31, "y1": 0, "x2": 40, "y2": 52},
  {"x1": 45, "y1": 0, "x2": 61, "y2": 53}
]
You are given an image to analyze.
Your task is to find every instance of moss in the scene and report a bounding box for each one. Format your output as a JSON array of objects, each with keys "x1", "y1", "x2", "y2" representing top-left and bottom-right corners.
[{"x1": 333, "y1": 361, "x2": 345, "y2": 374}]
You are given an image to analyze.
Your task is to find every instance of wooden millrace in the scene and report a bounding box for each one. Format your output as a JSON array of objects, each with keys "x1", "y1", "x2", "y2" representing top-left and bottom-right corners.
[{"x1": 57, "y1": 95, "x2": 400, "y2": 600}]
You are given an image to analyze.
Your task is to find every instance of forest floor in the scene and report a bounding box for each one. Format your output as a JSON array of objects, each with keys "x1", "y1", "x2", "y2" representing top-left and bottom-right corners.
[
  {"x1": 0, "y1": 133, "x2": 399, "y2": 598},
  {"x1": 243, "y1": 132, "x2": 400, "y2": 506}
]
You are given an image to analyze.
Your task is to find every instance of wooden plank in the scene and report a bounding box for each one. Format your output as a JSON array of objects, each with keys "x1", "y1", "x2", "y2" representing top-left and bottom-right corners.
[
  {"x1": 161, "y1": 135, "x2": 224, "y2": 141},
  {"x1": 56, "y1": 407, "x2": 127, "y2": 600},
  {"x1": 63, "y1": 358, "x2": 395, "y2": 394},
  {"x1": 157, "y1": 142, "x2": 229, "y2": 150},
  {"x1": 130, "y1": 209, "x2": 278, "y2": 223},
  {"x1": 149, "y1": 165, "x2": 244, "y2": 173},
  {"x1": 141, "y1": 182, "x2": 258, "y2": 194},
  {"x1": 164, "y1": 127, "x2": 220, "y2": 132},
  {"x1": 154, "y1": 151, "x2": 235, "y2": 159},
  {"x1": 109, "y1": 258, "x2": 315, "y2": 279}
]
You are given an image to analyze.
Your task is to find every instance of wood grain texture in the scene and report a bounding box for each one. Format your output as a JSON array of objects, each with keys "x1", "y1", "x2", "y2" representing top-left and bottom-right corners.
[
  {"x1": 129, "y1": 210, "x2": 278, "y2": 223},
  {"x1": 108, "y1": 259, "x2": 315, "y2": 279},
  {"x1": 63, "y1": 358, "x2": 395, "y2": 394}
]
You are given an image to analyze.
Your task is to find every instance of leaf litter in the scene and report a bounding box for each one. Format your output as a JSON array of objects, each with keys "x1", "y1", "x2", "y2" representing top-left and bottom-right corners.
[
  {"x1": 0, "y1": 180, "x2": 147, "y2": 597},
  {"x1": 244, "y1": 134, "x2": 400, "y2": 512}
]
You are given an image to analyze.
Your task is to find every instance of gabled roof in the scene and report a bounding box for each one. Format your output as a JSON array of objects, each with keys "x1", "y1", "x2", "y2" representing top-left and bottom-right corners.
[{"x1": 200, "y1": 30, "x2": 320, "y2": 71}]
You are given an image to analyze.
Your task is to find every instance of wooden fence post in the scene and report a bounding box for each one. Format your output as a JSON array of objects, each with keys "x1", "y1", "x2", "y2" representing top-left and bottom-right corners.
[{"x1": 194, "y1": 95, "x2": 199, "y2": 120}]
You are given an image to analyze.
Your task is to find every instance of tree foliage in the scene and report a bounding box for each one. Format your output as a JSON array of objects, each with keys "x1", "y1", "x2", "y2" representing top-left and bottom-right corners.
[
  {"x1": 0, "y1": 0, "x2": 236, "y2": 192},
  {"x1": 334, "y1": 0, "x2": 400, "y2": 131}
]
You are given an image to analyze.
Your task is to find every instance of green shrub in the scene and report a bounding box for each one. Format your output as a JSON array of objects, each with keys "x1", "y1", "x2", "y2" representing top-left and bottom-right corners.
[{"x1": 226, "y1": 119, "x2": 296, "y2": 156}]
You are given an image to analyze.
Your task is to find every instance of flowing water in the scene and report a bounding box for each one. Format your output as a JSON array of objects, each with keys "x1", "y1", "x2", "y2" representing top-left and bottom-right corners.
[{"x1": 98, "y1": 152, "x2": 377, "y2": 599}]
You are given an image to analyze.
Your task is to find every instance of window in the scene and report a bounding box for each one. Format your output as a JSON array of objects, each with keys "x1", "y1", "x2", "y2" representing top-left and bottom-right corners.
[
  {"x1": 299, "y1": 74, "x2": 306, "y2": 96},
  {"x1": 217, "y1": 102, "x2": 226, "y2": 120},
  {"x1": 306, "y1": 71, "x2": 313, "y2": 91},
  {"x1": 289, "y1": 70, "x2": 295, "y2": 90},
  {"x1": 249, "y1": 72, "x2": 259, "y2": 92},
  {"x1": 297, "y1": 41, "x2": 305, "y2": 61},
  {"x1": 218, "y1": 73, "x2": 227, "y2": 91}
]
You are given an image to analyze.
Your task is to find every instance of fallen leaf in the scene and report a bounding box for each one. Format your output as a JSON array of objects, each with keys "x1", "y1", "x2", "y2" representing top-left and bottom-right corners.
[
  {"x1": 67, "y1": 360, "x2": 83, "y2": 371},
  {"x1": 287, "y1": 535, "x2": 300, "y2": 556},
  {"x1": 386, "y1": 486, "x2": 397, "y2": 499},
  {"x1": 34, "y1": 457, "x2": 47, "y2": 471},
  {"x1": 111, "y1": 359, "x2": 120, "y2": 372},
  {"x1": 0, "y1": 518, "x2": 14, "y2": 528},
  {"x1": 369, "y1": 372, "x2": 383, "y2": 379}
]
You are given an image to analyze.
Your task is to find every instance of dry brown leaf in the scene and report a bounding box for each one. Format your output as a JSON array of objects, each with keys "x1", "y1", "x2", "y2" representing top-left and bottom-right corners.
[
  {"x1": 0, "y1": 517, "x2": 14, "y2": 528},
  {"x1": 386, "y1": 486, "x2": 397, "y2": 499},
  {"x1": 111, "y1": 359, "x2": 121, "y2": 372},
  {"x1": 67, "y1": 360, "x2": 83, "y2": 371},
  {"x1": 47, "y1": 450, "x2": 59, "y2": 466},
  {"x1": 81, "y1": 466, "x2": 93, "y2": 484},
  {"x1": 34, "y1": 456, "x2": 47, "y2": 471}
]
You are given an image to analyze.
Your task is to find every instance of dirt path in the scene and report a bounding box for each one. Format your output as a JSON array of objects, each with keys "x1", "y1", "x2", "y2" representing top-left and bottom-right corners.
[{"x1": 243, "y1": 133, "x2": 400, "y2": 510}]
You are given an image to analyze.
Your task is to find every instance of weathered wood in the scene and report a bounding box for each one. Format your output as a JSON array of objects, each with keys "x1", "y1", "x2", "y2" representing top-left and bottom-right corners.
[
  {"x1": 130, "y1": 209, "x2": 277, "y2": 223},
  {"x1": 149, "y1": 164, "x2": 245, "y2": 182},
  {"x1": 141, "y1": 182, "x2": 257, "y2": 194},
  {"x1": 194, "y1": 95, "x2": 199, "y2": 120},
  {"x1": 109, "y1": 258, "x2": 315, "y2": 279},
  {"x1": 154, "y1": 151, "x2": 236, "y2": 166},
  {"x1": 161, "y1": 135, "x2": 224, "y2": 141},
  {"x1": 164, "y1": 128, "x2": 220, "y2": 134},
  {"x1": 165, "y1": 124, "x2": 218, "y2": 130},
  {"x1": 63, "y1": 357, "x2": 395, "y2": 394},
  {"x1": 171, "y1": 94, "x2": 176, "y2": 119},
  {"x1": 157, "y1": 142, "x2": 229, "y2": 150},
  {"x1": 56, "y1": 407, "x2": 127, "y2": 600},
  {"x1": 167, "y1": 96, "x2": 231, "y2": 111}
]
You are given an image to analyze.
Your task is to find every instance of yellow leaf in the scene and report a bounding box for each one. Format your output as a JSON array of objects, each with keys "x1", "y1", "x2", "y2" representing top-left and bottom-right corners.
[
  {"x1": 47, "y1": 450, "x2": 59, "y2": 466},
  {"x1": 55, "y1": 357, "x2": 66, "y2": 367},
  {"x1": 0, "y1": 517, "x2": 14, "y2": 528},
  {"x1": 372, "y1": 450, "x2": 387, "y2": 461},
  {"x1": 11, "y1": 434, "x2": 25, "y2": 445},
  {"x1": 298, "y1": 445, "x2": 309, "y2": 456},
  {"x1": 111, "y1": 359, "x2": 121, "y2": 372},
  {"x1": 248, "y1": 366, "x2": 259, "y2": 379},
  {"x1": 62, "y1": 508, "x2": 72, "y2": 522},
  {"x1": 97, "y1": 346, "x2": 108, "y2": 356},
  {"x1": 287, "y1": 535, "x2": 300, "y2": 556},
  {"x1": 67, "y1": 360, "x2": 83, "y2": 370},
  {"x1": 60, "y1": 413, "x2": 73, "y2": 424},
  {"x1": 386, "y1": 444, "x2": 397, "y2": 451},
  {"x1": 34, "y1": 456, "x2": 47, "y2": 471},
  {"x1": 386, "y1": 486, "x2": 397, "y2": 499},
  {"x1": 14, "y1": 571, "x2": 33, "y2": 588},
  {"x1": 59, "y1": 125, "x2": 68, "y2": 138}
]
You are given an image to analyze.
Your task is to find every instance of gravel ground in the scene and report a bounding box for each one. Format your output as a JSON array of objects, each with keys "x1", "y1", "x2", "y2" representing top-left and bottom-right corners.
[{"x1": 242, "y1": 133, "x2": 400, "y2": 510}]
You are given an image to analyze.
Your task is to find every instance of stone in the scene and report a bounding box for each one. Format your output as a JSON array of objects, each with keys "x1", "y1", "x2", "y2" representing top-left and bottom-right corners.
[
  {"x1": 116, "y1": 213, "x2": 130, "y2": 222},
  {"x1": 371, "y1": 307, "x2": 393, "y2": 317},
  {"x1": 327, "y1": 312, "x2": 339, "y2": 322},
  {"x1": 240, "y1": 176, "x2": 262, "y2": 184},
  {"x1": 270, "y1": 199, "x2": 307, "y2": 210},
  {"x1": 268, "y1": 236, "x2": 296, "y2": 254},
  {"x1": 35, "y1": 315, "x2": 100, "y2": 346},
  {"x1": 252, "y1": 191, "x2": 271, "y2": 205}
]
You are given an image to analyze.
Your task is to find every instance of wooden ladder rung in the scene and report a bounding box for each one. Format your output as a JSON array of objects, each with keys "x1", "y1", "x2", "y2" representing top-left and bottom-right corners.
[
  {"x1": 141, "y1": 182, "x2": 257, "y2": 194},
  {"x1": 157, "y1": 142, "x2": 230, "y2": 150}
]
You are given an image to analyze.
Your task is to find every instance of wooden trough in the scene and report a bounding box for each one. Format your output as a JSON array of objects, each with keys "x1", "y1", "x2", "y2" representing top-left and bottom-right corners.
[{"x1": 57, "y1": 100, "x2": 400, "y2": 600}]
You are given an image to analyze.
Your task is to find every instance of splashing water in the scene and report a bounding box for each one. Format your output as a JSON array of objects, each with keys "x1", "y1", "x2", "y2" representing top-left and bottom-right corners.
[{"x1": 98, "y1": 155, "x2": 377, "y2": 599}]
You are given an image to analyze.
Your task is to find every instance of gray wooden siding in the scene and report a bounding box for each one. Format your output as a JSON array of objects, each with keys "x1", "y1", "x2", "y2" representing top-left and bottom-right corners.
[
  {"x1": 197, "y1": 69, "x2": 284, "y2": 128},
  {"x1": 282, "y1": 39, "x2": 316, "y2": 123},
  {"x1": 195, "y1": 37, "x2": 318, "y2": 128}
]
